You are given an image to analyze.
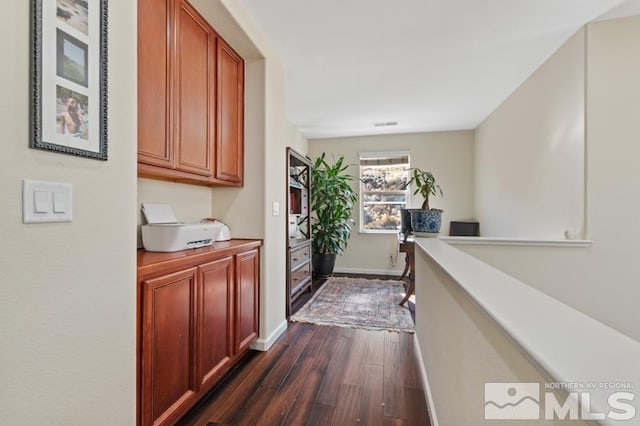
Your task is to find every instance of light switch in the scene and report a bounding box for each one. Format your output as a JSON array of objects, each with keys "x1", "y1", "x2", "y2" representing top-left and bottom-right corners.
[
  {"x1": 53, "y1": 192, "x2": 66, "y2": 213},
  {"x1": 23, "y1": 179, "x2": 72, "y2": 223},
  {"x1": 272, "y1": 201, "x2": 280, "y2": 216},
  {"x1": 33, "y1": 190, "x2": 50, "y2": 213}
]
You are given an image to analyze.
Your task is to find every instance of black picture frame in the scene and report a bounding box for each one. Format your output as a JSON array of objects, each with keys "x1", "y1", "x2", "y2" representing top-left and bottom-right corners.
[{"x1": 31, "y1": 0, "x2": 108, "y2": 161}]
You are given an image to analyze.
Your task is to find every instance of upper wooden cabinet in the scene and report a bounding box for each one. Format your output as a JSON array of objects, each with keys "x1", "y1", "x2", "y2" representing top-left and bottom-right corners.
[
  {"x1": 137, "y1": 0, "x2": 171, "y2": 168},
  {"x1": 138, "y1": 0, "x2": 244, "y2": 187},
  {"x1": 174, "y1": 0, "x2": 216, "y2": 178},
  {"x1": 215, "y1": 39, "x2": 244, "y2": 185}
]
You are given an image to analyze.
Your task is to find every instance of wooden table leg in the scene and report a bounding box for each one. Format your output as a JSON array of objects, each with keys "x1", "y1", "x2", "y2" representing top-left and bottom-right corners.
[
  {"x1": 399, "y1": 252, "x2": 410, "y2": 280},
  {"x1": 399, "y1": 252, "x2": 414, "y2": 306},
  {"x1": 399, "y1": 279, "x2": 415, "y2": 306}
]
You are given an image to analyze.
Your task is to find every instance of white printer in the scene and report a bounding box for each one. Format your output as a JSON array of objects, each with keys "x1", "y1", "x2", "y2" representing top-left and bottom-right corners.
[{"x1": 141, "y1": 203, "x2": 223, "y2": 252}]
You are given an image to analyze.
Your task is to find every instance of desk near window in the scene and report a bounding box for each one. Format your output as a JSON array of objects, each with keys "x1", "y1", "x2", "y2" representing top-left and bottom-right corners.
[{"x1": 398, "y1": 234, "x2": 415, "y2": 306}]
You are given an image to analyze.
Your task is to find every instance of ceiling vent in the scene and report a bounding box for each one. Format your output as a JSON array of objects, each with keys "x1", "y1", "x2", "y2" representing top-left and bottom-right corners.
[{"x1": 374, "y1": 121, "x2": 398, "y2": 127}]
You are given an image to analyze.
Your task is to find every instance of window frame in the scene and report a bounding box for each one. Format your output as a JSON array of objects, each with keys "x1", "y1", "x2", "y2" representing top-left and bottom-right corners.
[{"x1": 358, "y1": 151, "x2": 410, "y2": 234}]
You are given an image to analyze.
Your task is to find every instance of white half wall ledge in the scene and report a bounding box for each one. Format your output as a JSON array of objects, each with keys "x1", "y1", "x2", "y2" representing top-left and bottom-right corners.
[
  {"x1": 251, "y1": 320, "x2": 288, "y2": 351},
  {"x1": 439, "y1": 236, "x2": 593, "y2": 248},
  {"x1": 415, "y1": 237, "x2": 640, "y2": 426}
]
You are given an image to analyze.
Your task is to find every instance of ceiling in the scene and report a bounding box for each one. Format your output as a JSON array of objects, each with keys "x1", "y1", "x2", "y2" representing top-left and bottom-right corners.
[{"x1": 239, "y1": 0, "x2": 640, "y2": 139}]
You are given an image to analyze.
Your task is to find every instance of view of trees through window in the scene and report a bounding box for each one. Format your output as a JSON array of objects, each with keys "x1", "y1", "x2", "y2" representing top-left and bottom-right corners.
[{"x1": 359, "y1": 154, "x2": 409, "y2": 232}]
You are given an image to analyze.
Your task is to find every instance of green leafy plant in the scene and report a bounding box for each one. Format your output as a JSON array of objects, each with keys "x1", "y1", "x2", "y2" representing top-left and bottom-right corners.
[
  {"x1": 310, "y1": 153, "x2": 358, "y2": 255},
  {"x1": 405, "y1": 168, "x2": 443, "y2": 210}
]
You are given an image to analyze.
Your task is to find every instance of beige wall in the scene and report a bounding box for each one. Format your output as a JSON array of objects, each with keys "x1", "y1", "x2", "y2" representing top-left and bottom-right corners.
[
  {"x1": 309, "y1": 131, "x2": 474, "y2": 274},
  {"x1": 213, "y1": 0, "x2": 310, "y2": 341},
  {"x1": 0, "y1": 1, "x2": 137, "y2": 424},
  {"x1": 474, "y1": 29, "x2": 586, "y2": 239},
  {"x1": 461, "y1": 16, "x2": 640, "y2": 342},
  {"x1": 415, "y1": 249, "x2": 589, "y2": 426}
]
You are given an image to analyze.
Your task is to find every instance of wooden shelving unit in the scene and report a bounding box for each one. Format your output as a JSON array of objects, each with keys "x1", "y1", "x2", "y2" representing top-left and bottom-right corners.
[{"x1": 286, "y1": 148, "x2": 312, "y2": 317}]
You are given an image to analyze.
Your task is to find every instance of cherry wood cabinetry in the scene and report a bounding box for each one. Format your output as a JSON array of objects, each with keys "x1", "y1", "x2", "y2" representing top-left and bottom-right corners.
[
  {"x1": 137, "y1": 0, "x2": 171, "y2": 168},
  {"x1": 141, "y1": 268, "x2": 198, "y2": 426},
  {"x1": 234, "y1": 248, "x2": 259, "y2": 354},
  {"x1": 215, "y1": 39, "x2": 244, "y2": 185},
  {"x1": 137, "y1": 240, "x2": 261, "y2": 426},
  {"x1": 173, "y1": 0, "x2": 216, "y2": 178},
  {"x1": 196, "y1": 256, "x2": 233, "y2": 389},
  {"x1": 137, "y1": 0, "x2": 244, "y2": 186}
]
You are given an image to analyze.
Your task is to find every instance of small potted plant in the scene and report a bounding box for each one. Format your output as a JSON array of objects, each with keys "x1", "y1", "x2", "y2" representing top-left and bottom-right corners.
[
  {"x1": 310, "y1": 153, "x2": 358, "y2": 277},
  {"x1": 404, "y1": 168, "x2": 444, "y2": 236}
]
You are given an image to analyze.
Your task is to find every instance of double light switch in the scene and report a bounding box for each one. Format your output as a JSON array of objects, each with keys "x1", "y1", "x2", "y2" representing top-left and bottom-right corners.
[{"x1": 23, "y1": 179, "x2": 73, "y2": 223}]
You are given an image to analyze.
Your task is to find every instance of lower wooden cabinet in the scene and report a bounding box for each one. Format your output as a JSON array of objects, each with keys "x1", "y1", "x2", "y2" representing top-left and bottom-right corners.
[
  {"x1": 235, "y1": 249, "x2": 259, "y2": 354},
  {"x1": 137, "y1": 240, "x2": 261, "y2": 426},
  {"x1": 141, "y1": 268, "x2": 198, "y2": 426},
  {"x1": 197, "y1": 256, "x2": 234, "y2": 389}
]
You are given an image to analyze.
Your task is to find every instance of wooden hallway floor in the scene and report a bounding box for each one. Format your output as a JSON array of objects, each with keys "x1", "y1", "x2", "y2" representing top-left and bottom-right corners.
[{"x1": 178, "y1": 322, "x2": 430, "y2": 426}]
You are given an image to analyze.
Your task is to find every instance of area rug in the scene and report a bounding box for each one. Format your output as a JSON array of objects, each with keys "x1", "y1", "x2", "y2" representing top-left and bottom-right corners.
[{"x1": 290, "y1": 276, "x2": 415, "y2": 333}]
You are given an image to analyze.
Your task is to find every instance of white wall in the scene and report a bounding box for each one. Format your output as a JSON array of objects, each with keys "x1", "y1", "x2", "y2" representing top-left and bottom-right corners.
[
  {"x1": 309, "y1": 131, "x2": 474, "y2": 274},
  {"x1": 474, "y1": 29, "x2": 586, "y2": 239},
  {"x1": 415, "y1": 248, "x2": 588, "y2": 426},
  {"x1": 460, "y1": 16, "x2": 640, "y2": 342},
  {"x1": 0, "y1": 1, "x2": 137, "y2": 424},
  {"x1": 214, "y1": 0, "x2": 310, "y2": 342}
]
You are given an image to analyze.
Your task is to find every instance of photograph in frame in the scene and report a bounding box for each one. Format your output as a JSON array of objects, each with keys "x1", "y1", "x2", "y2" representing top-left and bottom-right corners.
[
  {"x1": 56, "y1": 29, "x2": 88, "y2": 87},
  {"x1": 56, "y1": 85, "x2": 88, "y2": 140},
  {"x1": 56, "y1": 0, "x2": 89, "y2": 36},
  {"x1": 31, "y1": 0, "x2": 107, "y2": 160}
]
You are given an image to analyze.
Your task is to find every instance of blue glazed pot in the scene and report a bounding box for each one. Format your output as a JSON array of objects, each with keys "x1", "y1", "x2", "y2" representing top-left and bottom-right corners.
[{"x1": 409, "y1": 209, "x2": 443, "y2": 235}]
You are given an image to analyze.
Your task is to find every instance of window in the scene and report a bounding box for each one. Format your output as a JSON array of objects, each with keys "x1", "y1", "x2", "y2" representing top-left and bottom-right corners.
[{"x1": 359, "y1": 152, "x2": 410, "y2": 233}]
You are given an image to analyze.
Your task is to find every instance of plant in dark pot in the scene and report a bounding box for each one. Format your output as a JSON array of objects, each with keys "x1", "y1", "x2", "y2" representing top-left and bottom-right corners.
[
  {"x1": 404, "y1": 168, "x2": 444, "y2": 236},
  {"x1": 310, "y1": 153, "x2": 358, "y2": 278}
]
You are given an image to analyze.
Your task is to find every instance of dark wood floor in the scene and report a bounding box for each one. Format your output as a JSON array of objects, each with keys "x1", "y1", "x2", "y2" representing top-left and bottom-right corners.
[{"x1": 179, "y1": 322, "x2": 430, "y2": 426}]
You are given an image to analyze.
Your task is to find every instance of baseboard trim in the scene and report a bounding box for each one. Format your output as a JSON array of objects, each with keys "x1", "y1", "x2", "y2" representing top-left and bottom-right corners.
[
  {"x1": 250, "y1": 320, "x2": 288, "y2": 352},
  {"x1": 333, "y1": 267, "x2": 402, "y2": 277},
  {"x1": 414, "y1": 334, "x2": 439, "y2": 426}
]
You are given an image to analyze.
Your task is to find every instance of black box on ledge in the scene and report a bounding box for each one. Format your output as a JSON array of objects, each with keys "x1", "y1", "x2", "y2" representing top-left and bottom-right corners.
[{"x1": 450, "y1": 221, "x2": 480, "y2": 237}]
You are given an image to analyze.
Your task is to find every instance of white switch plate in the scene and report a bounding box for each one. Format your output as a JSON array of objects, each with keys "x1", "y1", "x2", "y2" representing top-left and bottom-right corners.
[
  {"x1": 23, "y1": 179, "x2": 73, "y2": 223},
  {"x1": 272, "y1": 201, "x2": 280, "y2": 216}
]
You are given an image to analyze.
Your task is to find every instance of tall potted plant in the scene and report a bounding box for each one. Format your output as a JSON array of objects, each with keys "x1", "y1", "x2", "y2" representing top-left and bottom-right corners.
[
  {"x1": 310, "y1": 153, "x2": 358, "y2": 277},
  {"x1": 404, "y1": 168, "x2": 444, "y2": 236}
]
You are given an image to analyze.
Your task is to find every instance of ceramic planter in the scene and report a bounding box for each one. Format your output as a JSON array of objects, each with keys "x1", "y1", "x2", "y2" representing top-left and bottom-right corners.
[{"x1": 409, "y1": 209, "x2": 443, "y2": 236}]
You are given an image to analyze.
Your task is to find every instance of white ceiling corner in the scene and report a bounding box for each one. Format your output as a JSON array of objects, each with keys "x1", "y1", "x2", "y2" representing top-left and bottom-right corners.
[{"x1": 240, "y1": 0, "x2": 634, "y2": 139}]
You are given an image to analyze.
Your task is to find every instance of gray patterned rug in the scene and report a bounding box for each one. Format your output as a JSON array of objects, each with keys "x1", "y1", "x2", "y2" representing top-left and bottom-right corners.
[{"x1": 290, "y1": 277, "x2": 415, "y2": 333}]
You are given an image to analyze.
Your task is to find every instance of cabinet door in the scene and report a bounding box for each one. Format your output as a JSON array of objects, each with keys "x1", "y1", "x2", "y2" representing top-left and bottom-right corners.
[
  {"x1": 235, "y1": 249, "x2": 259, "y2": 354},
  {"x1": 173, "y1": 0, "x2": 216, "y2": 177},
  {"x1": 197, "y1": 257, "x2": 234, "y2": 389},
  {"x1": 215, "y1": 39, "x2": 244, "y2": 185},
  {"x1": 138, "y1": 0, "x2": 172, "y2": 168},
  {"x1": 141, "y1": 267, "x2": 197, "y2": 426}
]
